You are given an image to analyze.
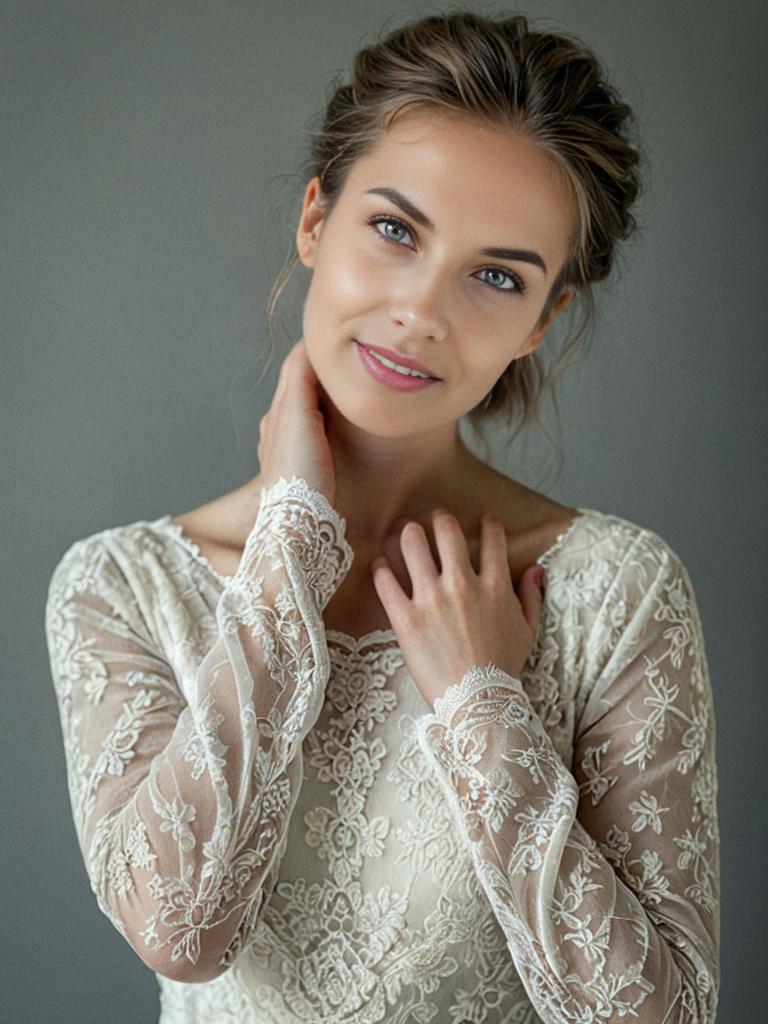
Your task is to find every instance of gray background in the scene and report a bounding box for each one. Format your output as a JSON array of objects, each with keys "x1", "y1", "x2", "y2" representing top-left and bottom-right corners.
[{"x1": 2, "y1": 0, "x2": 765, "y2": 1020}]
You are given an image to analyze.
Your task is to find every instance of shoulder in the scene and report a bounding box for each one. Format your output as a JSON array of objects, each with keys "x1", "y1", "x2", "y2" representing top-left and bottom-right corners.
[
  {"x1": 546, "y1": 505, "x2": 690, "y2": 582},
  {"x1": 531, "y1": 507, "x2": 707, "y2": 713},
  {"x1": 539, "y1": 504, "x2": 700, "y2": 650},
  {"x1": 44, "y1": 516, "x2": 199, "y2": 679},
  {"x1": 466, "y1": 463, "x2": 690, "y2": 587},
  {"x1": 551, "y1": 503, "x2": 704, "y2": 655},
  {"x1": 45, "y1": 515, "x2": 175, "y2": 620}
]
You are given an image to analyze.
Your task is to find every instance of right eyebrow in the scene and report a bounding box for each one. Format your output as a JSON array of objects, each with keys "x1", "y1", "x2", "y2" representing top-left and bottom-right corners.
[{"x1": 365, "y1": 187, "x2": 435, "y2": 230}]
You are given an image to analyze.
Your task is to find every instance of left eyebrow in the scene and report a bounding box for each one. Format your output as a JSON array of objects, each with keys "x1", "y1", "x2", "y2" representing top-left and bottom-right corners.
[{"x1": 364, "y1": 186, "x2": 548, "y2": 275}]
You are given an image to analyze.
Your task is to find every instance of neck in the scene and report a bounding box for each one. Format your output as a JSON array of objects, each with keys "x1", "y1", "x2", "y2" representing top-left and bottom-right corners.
[
  {"x1": 231, "y1": 399, "x2": 487, "y2": 549},
  {"x1": 321, "y1": 400, "x2": 479, "y2": 549}
]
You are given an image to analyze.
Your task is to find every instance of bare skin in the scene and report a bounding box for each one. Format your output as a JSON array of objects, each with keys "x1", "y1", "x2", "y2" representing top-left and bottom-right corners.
[
  {"x1": 171, "y1": 110, "x2": 582, "y2": 642},
  {"x1": 170, "y1": 468, "x2": 579, "y2": 640}
]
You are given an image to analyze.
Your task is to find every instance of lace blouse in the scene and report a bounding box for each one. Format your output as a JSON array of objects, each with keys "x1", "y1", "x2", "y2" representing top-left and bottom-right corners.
[{"x1": 44, "y1": 475, "x2": 720, "y2": 1023}]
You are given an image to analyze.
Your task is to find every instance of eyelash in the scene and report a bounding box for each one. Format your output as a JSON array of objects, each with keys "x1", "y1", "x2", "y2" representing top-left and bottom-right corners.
[{"x1": 366, "y1": 214, "x2": 526, "y2": 296}]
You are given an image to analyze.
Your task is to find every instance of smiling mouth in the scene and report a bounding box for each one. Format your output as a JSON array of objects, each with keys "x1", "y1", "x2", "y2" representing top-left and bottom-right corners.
[{"x1": 355, "y1": 340, "x2": 440, "y2": 380}]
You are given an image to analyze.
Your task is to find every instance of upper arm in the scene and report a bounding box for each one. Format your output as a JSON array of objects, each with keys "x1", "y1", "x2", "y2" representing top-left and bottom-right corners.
[
  {"x1": 572, "y1": 533, "x2": 720, "y2": 1001},
  {"x1": 44, "y1": 535, "x2": 188, "y2": 974},
  {"x1": 44, "y1": 485, "x2": 353, "y2": 983}
]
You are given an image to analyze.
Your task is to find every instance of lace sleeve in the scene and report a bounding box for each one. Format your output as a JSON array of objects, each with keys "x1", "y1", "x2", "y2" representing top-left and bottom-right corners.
[
  {"x1": 415, "y1": 537, "x2": 720, "y2": 1022},
  {"x1": 45, "y1": 476, "x2": 354, "y2": 983}
]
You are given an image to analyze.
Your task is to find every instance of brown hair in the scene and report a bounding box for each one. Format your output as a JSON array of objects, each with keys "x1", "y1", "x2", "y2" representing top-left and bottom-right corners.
[{"x1": 264, "y1": 9, "x2": 642, "y2": 451}]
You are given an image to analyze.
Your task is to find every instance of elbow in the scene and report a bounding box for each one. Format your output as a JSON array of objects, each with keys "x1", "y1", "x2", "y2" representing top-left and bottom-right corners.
[
  {"x1": 86, "y1": 841, "x2": 254, "y2": 984},
  {"x1": 123, "y1": 918, "x2": 236, "y2": 984},
  {"x1": 147, "y1": 952, "x2": 231, "y2": 984},
  {"x1": 120, "y1": 910, "x2": 241, "y2": 985},
  {"x1": 99, "y1": 900, "x2": 234, "y2": 984}
]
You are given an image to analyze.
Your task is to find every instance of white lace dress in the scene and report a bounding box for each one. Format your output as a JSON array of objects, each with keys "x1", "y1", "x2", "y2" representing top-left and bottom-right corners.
[{"x1": 44, "y1": 476, "x2": 720, "y2": 1023}]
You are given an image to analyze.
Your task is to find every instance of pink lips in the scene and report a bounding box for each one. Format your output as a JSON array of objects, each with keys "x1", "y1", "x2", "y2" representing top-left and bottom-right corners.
[
  {"x1": 356, "y1": 341, "x2": 439, "y2": 380},
  {"x1": 355, "y1": 341, "x2": 440, "y2": 392}
]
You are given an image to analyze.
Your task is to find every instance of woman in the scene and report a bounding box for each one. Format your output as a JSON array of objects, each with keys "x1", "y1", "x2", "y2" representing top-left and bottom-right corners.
[{"x1": 45, "y1": 10, "x2": 720, "y2": 1023}]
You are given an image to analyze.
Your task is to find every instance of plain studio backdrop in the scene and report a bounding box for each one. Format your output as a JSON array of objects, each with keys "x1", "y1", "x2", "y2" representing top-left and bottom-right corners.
[{"x1": 2, "y1": 0, "x2": 765, "y2": 1020}]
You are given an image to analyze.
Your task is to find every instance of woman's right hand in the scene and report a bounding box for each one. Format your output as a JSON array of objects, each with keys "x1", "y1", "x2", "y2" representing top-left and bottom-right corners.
[{"x1": 257, "y1": 337, "x2": 337, "y2": 505}]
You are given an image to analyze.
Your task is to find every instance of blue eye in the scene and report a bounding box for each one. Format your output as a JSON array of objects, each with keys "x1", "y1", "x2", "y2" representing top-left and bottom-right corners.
[
  {"x1": 479, "y1": 266, "x2": 528, "y2": 294},
  {"x1": 366, "y1": 214, "x2": 525, "y2": 296},
  {"x1": 369, "y1": 215, "x2": 414, "y2": 248}
]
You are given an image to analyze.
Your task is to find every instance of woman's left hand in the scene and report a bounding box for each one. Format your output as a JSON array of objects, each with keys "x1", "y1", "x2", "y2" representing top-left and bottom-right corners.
[{"x1": 370, "y1": 508, "x2": 546, "y2": 710}]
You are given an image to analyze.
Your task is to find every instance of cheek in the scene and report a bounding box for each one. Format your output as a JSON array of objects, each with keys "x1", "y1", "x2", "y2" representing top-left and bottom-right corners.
[
  {"x1": 301, "y1": 251, "x2": 380, "y2": 356},
  {"x1": 468, "y1": 359, "x2": 512, "y2": 400},
  {"x1": 311, "y1": 242, "x2": 383, "y2": 313},
  {"x1": 455, "y1": 348, "x2": 522, "y2": 409}
]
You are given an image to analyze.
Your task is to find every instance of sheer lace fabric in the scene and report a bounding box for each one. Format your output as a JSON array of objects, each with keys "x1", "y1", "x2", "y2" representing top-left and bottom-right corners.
[{"x1": 45, "y1": 476, "x2": 719, "y2": 1022}]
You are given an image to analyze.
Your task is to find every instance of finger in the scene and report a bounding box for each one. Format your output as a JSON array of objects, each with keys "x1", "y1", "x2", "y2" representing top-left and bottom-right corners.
[
  {"x1": 431, "y1": 509, "x2": 474, "y2": 578},
  {"x1": 370, "y1": 556, "x2": 410, "y2": 620},
  {"x1": 479, "y1": 513, "x2": 512, "y2": 584},
  {"x1": 398, "y1": 521, "x2": 440, "y2": 596},
  {"x1": 517, "y1": 565, "x2": 545, "y2": 632}
]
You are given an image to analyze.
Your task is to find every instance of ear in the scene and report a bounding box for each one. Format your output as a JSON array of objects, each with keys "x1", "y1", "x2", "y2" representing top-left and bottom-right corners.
[
  {"x1": 517, "y1": 288, "x2": 574, "y2": 358},
  {"x1": 296, "y1": 176, "x2": 327, "y2": 269}
]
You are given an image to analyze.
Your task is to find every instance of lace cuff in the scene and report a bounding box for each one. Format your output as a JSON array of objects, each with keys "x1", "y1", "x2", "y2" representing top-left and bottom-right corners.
[
  {"x1": 233, "y1": 475, "x2": 354, "y2": 611},
  {"x1": 432, "y1": 662, "x2": 525, "y2": 728}
]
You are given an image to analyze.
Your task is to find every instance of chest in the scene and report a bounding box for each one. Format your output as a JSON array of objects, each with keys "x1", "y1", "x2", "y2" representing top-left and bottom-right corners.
[
  {"x1": 322, "y1": 566, "x2": 393, "y2": 638},
  {"x1": 320, "y1": 528, "x2": 533, "y2": 641}
]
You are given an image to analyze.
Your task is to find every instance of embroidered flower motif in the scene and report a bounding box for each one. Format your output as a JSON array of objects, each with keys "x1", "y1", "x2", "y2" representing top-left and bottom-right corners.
[
  {"x1": 124, "y1": 820, "x2": 157, "y2": 871},
  {"x1": 632, "y1": 849, "x2": 672, "y2": 905},
  {"x1": 471, "y1": 767, "x2": 524, "y2": 832},
  {"x1": 579, "y1": 740, "x2": 619, "y2": 807},
  {"x1": 157, "y1": 796, "x2": 197, "y2": 852},
  {"x1": 45, "y1": 489, "x2": 719, "y2": 1021},
  {"x1": 604, "y1": 824, "x2": 632, "y2": 858},
  {"x1": 628, "y1": 790, "x2": 670, "y2": 833}
]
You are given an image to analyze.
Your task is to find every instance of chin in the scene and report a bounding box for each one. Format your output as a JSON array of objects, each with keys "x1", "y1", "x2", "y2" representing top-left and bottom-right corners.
[{"x1": 331, "y1": 384, "x2": 422, "y2": 438}]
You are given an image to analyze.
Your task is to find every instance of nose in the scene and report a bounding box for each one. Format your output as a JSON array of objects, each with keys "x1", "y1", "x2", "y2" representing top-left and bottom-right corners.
[{"x1": 387, "y1": 265, "x2": 450, "y2": 343}]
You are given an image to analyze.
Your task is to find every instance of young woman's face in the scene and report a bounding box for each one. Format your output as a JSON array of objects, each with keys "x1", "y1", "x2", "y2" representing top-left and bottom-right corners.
[{"x1": 296, "y1": 109, "x2": 575, "y2": 437}]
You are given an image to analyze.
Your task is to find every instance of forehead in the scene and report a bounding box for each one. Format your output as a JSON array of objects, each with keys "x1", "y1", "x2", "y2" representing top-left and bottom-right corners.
[{"x1": 346, "y1": 108, "x2": 575, "y2": 261}]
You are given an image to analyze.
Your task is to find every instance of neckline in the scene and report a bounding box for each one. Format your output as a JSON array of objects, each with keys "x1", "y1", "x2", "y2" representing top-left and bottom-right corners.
[{"x1": 153, "y1": 506, "x2": 596, "y2": 651}]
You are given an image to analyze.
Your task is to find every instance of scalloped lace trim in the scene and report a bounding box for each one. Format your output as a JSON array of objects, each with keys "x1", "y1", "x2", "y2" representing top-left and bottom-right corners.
[
  {"x1": 432, "y1": 663, "x2": 523, "y2": 727},
  {"x1": 159, "y1": 476, "x2": 353, "y2": 588},
  {"x1": 255, "y1": 476, "x2": 349, "y2": 536}
]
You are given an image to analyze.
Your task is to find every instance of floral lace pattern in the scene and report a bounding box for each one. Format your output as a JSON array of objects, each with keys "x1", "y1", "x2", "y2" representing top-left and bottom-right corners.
[
  {"x1": 45, "y1": 476, "x2": 354, "y2": 977},
  {"x1": 45, "y1": 478, "x2": 719, "y2": 1022},
  {"x1": 415, "y1": 540, "x2": 719, "y2": 1022}
]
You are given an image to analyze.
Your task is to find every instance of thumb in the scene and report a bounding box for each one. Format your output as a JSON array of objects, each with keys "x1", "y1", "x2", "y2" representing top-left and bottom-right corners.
[{"x1": 517, "y1": 564, "x2": 545, "y2": 632}]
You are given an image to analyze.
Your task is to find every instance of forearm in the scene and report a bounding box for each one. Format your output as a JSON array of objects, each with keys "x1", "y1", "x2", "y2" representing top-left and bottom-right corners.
[
  {"x1": 50, "y1": 476, "x2": 354, "y2": 982},
  {"x1": 416, "y1": 666, "x2": 719, "y2": 1023}
]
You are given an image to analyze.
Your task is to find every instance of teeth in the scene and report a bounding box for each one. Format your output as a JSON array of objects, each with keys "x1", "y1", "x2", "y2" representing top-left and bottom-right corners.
[{"x1": 368, "y1": 349, "x2": 430, "y2": 379}]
